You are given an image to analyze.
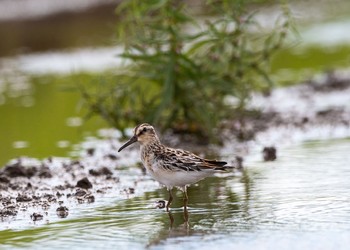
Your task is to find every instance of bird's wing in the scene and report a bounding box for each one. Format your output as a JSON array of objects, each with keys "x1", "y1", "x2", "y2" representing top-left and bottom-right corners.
[{"x1": 156, "y1": 148, "x2": 228, "y2": 172}]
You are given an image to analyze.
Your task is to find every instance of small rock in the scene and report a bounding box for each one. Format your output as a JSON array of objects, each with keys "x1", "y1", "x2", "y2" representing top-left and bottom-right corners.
[
  {"x1": 64, "y1": 183, "x2": 75, "y2": 189},
  {"x1": 70, "y1": 160, "x2": 81, "y2": 166},
  {"x1": 55, "y1": 185, "x2": 65, "y2": 191},
  {"x1": 38, "y1": 166, "x2": 52, "y2": 178},
  {"x1": 89, "y1": 167, "x2": 112, "y2": 176},
  {"x1": 85, "y1": 194, "x2": 95, "y2": 203},
  {"x1": 30, "y1": 212, "x2": 43, "y2": 221},
  {"x1": 86, "y1": 148, "x2": 95, "y2": 156},
  {"x1": 2, "y1": 163, "x2": 27, "y2": 177},
  {"x1": 0, "y1": 176, "x2": 10, "y2": 183},
  {"x1": 1, "y1": 160, "x2": 38, "y2": 178},
  {"x1": 262, "y1": 146, "x2": 277, "y2": 161},
  {"x1": 56, "y1": 206, "x2": 69, "y2": 218},
  {"x1": 43, "y1": 194, "x2": 57, "y2": 202},
  {"x1": 9, "y1": 183, "x2": 20, "y2": 190},
  {"x1": 0, "y1": 208, "x2": 18, "y2": 217},
  {"x1": 42, "y1": 201, "x2": 51, "y2": 210},
  {"x1": 302, "y1": 117, "x2": 309, "y2": 124},
  {"x1": 128, "y1": 187, "x2": 135, "y2": 194},
  {"x1": 96, "y1": 189, "x2": 106, "y2": 194},
  {"x1": 75, "y1": 189, "x2": 87, "y2": 197},
  {"x1": 56, "y1": 191, "x2": 64, "y2": 198},
  {"x1": 26, "y1": 166, "x2": 38, "y2": 178},
  {"x1": 32, "y1": 195, "x2": 41, "y2": 200},
  {"x1": 76, "y1": 177, "x2": 93, "y2": 189},
  {"x1": 16, "y1": 194, "x2": 33, "y2": 202},
  {"x1": 77, "y1": 197, "x2": 85, "y2": 204},
  {"x1": 105, "y1": 154, "x2": 118, "y2": 160}
]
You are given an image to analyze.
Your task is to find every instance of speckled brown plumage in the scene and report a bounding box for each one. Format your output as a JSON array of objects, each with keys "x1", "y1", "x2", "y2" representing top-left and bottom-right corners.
[{"x1": 118, "y1": 123, "x2": 233, "y2": 211}]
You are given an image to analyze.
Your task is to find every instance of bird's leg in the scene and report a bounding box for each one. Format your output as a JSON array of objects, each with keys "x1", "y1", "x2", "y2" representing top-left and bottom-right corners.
[
  {"x1": 183, "y1": 186, "x2": 188, "y2": 213},
  {"x1": 183, "y1": 209, "x2": 189, "y2": 229},
  {"x1": 166, "y1": 188, "x2": 173, "y2": 212}
]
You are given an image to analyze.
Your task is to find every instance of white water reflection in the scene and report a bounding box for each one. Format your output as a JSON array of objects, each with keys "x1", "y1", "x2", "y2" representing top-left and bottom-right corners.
[
  {"x1": 15, "y1": 47, "x2": 124, "y2": 74},
  {"x1": 301, "y1": 19, "x2": 350, "y2": 46}
]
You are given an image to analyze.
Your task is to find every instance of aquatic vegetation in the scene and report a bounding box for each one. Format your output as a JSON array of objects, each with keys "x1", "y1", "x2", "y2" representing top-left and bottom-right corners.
[{"x1": 80, "y1": 0, "x2": 292, "y2": 139}]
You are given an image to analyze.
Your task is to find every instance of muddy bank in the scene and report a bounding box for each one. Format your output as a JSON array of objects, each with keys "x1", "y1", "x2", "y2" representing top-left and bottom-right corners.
[
  {"x1": 0, "y1": 152, "x2": 152, "y2": 226},
  {"x1": 1, "y1": 69, "x2": 350, "y2": 226},
  {"x1": 220, "y1": 70, "x2": 350, "y2": 157}
]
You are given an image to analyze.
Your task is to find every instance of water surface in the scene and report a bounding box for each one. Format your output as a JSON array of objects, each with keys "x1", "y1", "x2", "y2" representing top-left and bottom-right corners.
[{"x1": 1, "y1": 139, "x2": 349, "y2": 249}]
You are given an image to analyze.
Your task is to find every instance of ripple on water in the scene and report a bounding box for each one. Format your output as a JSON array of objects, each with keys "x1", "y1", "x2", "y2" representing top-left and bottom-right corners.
[{"x1": 1, "y1": 139, "x2": 350, "y2": 250}]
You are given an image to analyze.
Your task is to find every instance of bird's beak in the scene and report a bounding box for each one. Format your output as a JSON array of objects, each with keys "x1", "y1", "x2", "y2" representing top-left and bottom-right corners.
[{"x1": 118, "y1": 135, "x2": 138, "y2": 152}]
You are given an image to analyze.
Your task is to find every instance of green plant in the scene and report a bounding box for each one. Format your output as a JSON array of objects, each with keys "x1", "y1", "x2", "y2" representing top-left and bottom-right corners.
[{"x1": 81, "y1": 0, "x2": 291, "y2": 140}]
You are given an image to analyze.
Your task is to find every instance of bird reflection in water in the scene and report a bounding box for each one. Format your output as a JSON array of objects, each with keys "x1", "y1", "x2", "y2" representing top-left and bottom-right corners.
[
  {"x1": 155, "y1": 199, "x2": 189, "y2": 228},
  {"x1": 147, "y1": 205, "x2": 190, "y2": 248}
]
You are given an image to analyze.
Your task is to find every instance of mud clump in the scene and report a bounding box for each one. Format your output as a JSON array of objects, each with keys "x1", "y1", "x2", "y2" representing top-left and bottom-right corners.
[
  {"x1": 75, "y1": 188, "x2": 87, "y2": 197},
  {"x1": 38, "y1": 165, "x2": 53, "y2": 178},
  {"x1": 0, "y1": 156, "x2": 128, "y2": 225},
  {"x1": 89, "y1": 167, "x2": 112, "y2": 177},
  {"x1": 85, "y1": 194, "x2": 95, "y2": 203},
  {"x1": 86, "y1": 148, "x2": 95, "y2": 156},
  {"x1": 1, "y1": 163, "x2": 36, "y2": 178},
  {"x1": 105, "y1": 154, "x2": 118, "y2": 160},
  {"x1": 308, "y1": 70, "x2": 350, "y2": 92},
  {"x1": 56, "y1": 206, "x2": 69, "y2": 218},
  {"x1": 0, "y1": 161, "x2": 53, "y2": 179},
  {"x1": 74, "y1": 188, "x2": 95, "y2": 203},
  {"x1": 0, "y1": 209, "x2": 17, "y2": 217},
  {"x1": 43, "y1": 194, "x2": 57, "y2": 203},
  {"x1": 16, "y1": 194, "x2": 33, "y2": 202},
  {"x1": 76, "y1": 177, "x2": 93, "y2": 189},
  {"x1": 0, "y1": 176, "x2": 10, "y2": 183},
  {"x1": 262, "y1": 147, "x2": 277, "y2": 161},
  {"x1": 0, "y1": 206, "x2": 18, "y2": 217},
  {"x1": 30, "y1": 213, "x2": 43, "y2": 221}
]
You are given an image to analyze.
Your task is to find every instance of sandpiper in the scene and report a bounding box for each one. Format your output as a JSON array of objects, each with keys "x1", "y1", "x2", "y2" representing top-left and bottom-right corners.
[{"x1": 118, "y1": 123, "x2": 233, "y2": 211}]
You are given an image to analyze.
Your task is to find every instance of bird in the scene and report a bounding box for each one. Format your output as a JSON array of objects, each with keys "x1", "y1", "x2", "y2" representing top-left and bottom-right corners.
[{"x1": 118, "y1": 123, "x2": 233, "y2": 212}]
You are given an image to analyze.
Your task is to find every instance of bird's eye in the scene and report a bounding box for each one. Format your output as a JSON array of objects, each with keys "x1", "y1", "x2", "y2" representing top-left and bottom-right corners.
[{"x1": 143, "y1": 127, "x2": 147, "y2": 132}]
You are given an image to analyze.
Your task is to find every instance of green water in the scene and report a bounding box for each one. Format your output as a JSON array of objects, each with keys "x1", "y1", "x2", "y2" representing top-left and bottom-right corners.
[
  {"x1": 1, "y1": 139, "x2": 350, "y2": 249},
  {"x1": 0, "y1": 75, "x2": 108, "y2": 166},
  {"x1": 271, "y1": 45, "x2": 350, "y2": 85}
]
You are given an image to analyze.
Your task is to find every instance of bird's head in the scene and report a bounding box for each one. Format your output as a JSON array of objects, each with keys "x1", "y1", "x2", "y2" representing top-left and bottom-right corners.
[{"x1": 118, "y1": 123, "x2": 158, "y2": 152}]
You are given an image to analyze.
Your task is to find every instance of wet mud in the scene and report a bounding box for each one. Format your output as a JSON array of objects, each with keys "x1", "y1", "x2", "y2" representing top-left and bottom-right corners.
[
  {"x1": 0, "y1": 155, "x2": 125, "y2": 224},
  {"x1": 225, "y1": 70, "x2": 350, "y2": 148}
]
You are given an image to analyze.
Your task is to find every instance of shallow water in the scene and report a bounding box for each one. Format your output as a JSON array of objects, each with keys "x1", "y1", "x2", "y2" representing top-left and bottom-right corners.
[{"x1": 1, "y1": 139, "x2": 350, "y2": 249}]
